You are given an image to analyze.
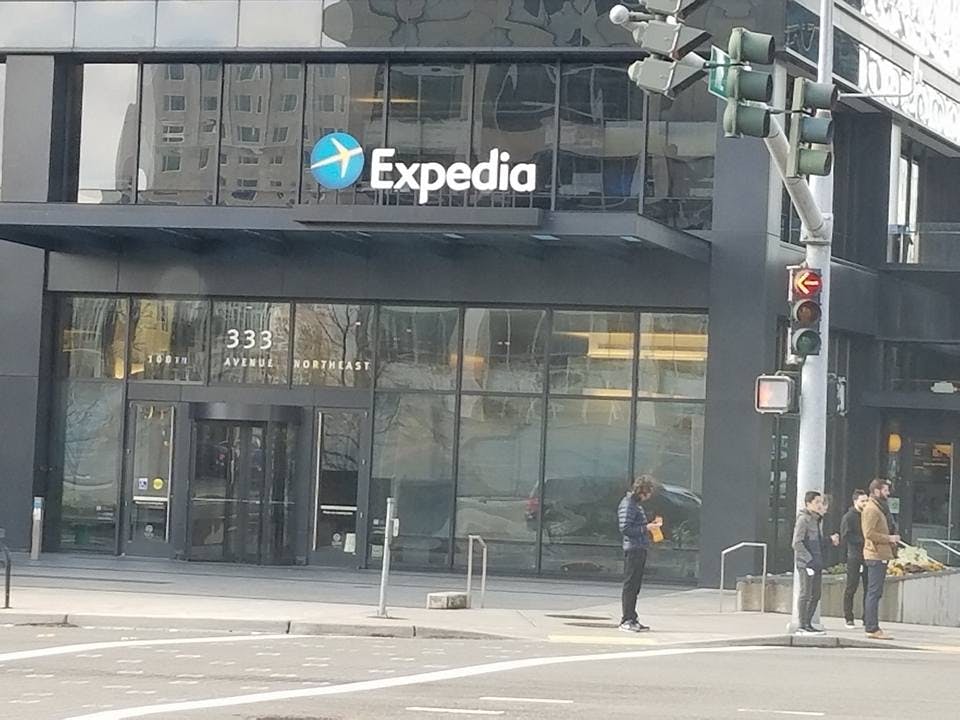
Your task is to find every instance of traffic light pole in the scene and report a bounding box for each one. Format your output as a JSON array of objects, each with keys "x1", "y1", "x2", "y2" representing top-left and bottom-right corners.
[{"x1": 791, "y1": 0, "x2": 834, "y2": 631}]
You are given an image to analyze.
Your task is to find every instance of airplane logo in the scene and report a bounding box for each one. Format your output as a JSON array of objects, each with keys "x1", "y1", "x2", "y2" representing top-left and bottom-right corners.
[{"x1": 309, "y1": 132, "x2": 365, "y2": 190}]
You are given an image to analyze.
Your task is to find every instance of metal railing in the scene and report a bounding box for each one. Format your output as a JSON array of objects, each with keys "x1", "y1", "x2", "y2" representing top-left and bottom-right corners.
[
  {"x1": 465, "y1": 535, "x2": 488, "y2": 609},
  {"x1": 719, "y1": 542, "x2": 767, "y2": 614},
  {"x1": 0, "y1": 540, "x2": 11, "y2": 609},
  {"x1": 915, "y1": 538, "x2": 960, "y2": 565}
]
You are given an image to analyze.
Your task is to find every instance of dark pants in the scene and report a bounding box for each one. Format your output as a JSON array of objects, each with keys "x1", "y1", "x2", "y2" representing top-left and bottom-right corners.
[
  {"x1": 621, "y1": 548, "x2": 648, "y2": 624},
  {"x1": 864, "y1": 560, "x2": 887, "y2": 633},
  {"x1": 843, "y1": 556, "x2": 868, "y2": 623},
  {"x1": 798, "y1": 568, "x2": 823, "y2": 629}
]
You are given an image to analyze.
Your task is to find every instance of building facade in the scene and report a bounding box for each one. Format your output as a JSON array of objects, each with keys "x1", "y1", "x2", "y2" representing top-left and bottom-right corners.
[{"x1": 0, "y1": 0, "x2": 957, "y2": 585}]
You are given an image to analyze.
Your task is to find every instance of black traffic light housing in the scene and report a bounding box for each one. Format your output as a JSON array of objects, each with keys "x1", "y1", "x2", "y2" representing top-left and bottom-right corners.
[{"x1": 788, "y1": 265, "x2": 823, "y2": 358}]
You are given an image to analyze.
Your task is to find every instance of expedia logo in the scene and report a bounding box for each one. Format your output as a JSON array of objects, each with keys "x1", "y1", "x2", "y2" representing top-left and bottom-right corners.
[{"x1": 309, "y1": 133, "x2": 537, "y2": 204}]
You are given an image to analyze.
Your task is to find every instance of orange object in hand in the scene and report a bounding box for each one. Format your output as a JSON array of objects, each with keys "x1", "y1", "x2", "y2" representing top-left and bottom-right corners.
[{"x1": 651, "y1": 516, "x2": 664, "y2": 543}]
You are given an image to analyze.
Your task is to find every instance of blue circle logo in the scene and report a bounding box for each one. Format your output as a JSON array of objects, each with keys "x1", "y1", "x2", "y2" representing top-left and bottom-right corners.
[{"x1": 309, "y1": 132, "x2": 365, "y2": 190}]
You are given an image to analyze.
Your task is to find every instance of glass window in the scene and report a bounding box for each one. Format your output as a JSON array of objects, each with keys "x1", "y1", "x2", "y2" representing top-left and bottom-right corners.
[
  {"x1": 210, "y1": 301, "x2": 291, "y2": 385},
  {"x1": 301, "y1": 63, "x2": 386, "y2": 205},
  {"x1": 377, "y1": 306, "x2": 460, "y2": 391},
  {"x1": 320, "y1": 0, "x2": 632, "y2": 48},
  {"x1": 138, "y1": 64, "x2": 221, "y2": 205},
  {"x1": 462, "y1": 308, "x2": 546, "y2": 393},
  {"x1": 129, "y1": 299, "x2": 209, "y2": 382},
  {"x1": 634, "y1": 402, "x2": 704, "y2": 580},
  {"x1": 293, "y1": 304, "x2": 375, "y2": 387},
  {"x1": 220, "y1": 64, "x2": 303, "y2": 207},
  {"x1": 155, "y1": 0, "x2": 238, "y2": 48},
  {"x1": 883, "y1": 343, "x2": 960, "y2": 392},
  {"x1": 557, "y1": 64, "x2": 644, "y2": 211},
  {"x1": 472, "y1": 63, "x2": 555, "y2": 208},
  {"x1": 370, "y1": 393, "x2": 456, "y2": 568},
  {"x1": 0, "y1": 1, "x2": 74, "y2": 48},
  {"x1": 160, "y1": 153, "x2": 181, "y2": 172},
  {"x1": 386, "y1": 64, "x2": 471, "y2": 206},
  {"x1": 239, "y1": 0, "x2": 324, "y2": 47},
  {"x1": 56, "y1": 296, "x2": 127, "y2": 380},
  {"x1": 637, "y1": 313, "x2": 708, "y2": 399},
  {"x1": 75, "y1": 0, "x2": 155, "y2": 49},
  {"x1": 455, "y1": 396, "x2": 543, "y2": 572},
  {"x1": 53, "y1": 382, "x2": 124, "y2": 552},
  {"x1": 539, "y1": 397, "x2": 631, "y2": 575},
  {"x1": 78, "y1": 64, "x2": 140, "y2": 204},
  {"x1": 550, "y1": 311, "x2": 634, "y2": 395},
  {"x1": 644, "y1": 83, "x2": 716, "y2": 231}
]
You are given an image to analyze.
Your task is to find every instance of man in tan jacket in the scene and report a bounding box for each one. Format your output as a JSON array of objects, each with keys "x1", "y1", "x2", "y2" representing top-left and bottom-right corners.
[{"x1": 861, "y1": 479, "x2": 901, "y2": 639}]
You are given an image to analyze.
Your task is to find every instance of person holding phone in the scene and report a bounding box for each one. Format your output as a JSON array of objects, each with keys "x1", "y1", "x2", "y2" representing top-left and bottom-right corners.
[
  {"x1": 617, "y1": 475, "x2": 662, "y2": 632},
  {"x1": 793, "y1": 491, "x2": 839, "y2": 634}
]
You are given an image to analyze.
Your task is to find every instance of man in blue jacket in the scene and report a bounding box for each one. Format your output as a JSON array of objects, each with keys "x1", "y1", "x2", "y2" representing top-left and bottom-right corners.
[{"x1": 617, "y1": 475, "x2": 662, "y2": 632}]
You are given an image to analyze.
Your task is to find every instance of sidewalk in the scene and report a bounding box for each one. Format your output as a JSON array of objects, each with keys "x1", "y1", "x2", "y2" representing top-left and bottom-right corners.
[{"x1": 3, "y1": 554, "x2": 960, "y2": 652}]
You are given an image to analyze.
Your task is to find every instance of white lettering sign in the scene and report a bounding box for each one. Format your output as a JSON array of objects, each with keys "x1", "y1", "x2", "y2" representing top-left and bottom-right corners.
[{"x1": 370, "y1": 148, "x2": 536, "y2": 204}]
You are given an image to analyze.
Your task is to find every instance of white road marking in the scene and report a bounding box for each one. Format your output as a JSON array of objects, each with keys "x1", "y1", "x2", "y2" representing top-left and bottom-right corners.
[
  {"x1": 62, "y1": 645, "x2": 776, "y2": 720},
  {"x1": 406, "y1": 708, "x2": 503, "y2": 716},
  {"x1": 737, "y1": 710, "x2": 826, "y2": 717},
  {"x1": 480, "y1": 696, "x2": 573, "y2": 705},
  {"x1": 0, "y1": 634, "x2": 298, "y2": 663}
]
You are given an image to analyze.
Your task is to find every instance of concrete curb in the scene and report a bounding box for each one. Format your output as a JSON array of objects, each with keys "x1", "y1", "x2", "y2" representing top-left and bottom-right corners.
[{"x1": 0, "y1": 611, "x2": 945, "y2": 650}]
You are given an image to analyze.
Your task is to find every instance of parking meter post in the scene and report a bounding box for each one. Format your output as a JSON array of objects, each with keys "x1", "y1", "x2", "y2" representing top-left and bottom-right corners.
[{"x1": 377, "y1": 497, "x2": 396, "y2": 618}]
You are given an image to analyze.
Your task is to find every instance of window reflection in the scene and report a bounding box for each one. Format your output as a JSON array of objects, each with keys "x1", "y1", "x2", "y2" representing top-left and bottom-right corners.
[
  {"x1": 637, "y1": 313, "x2": 708, "y2": 399},
  {"x1": 539, "y1": 397, "x2": 631, "y2": 575},
  {"x1": 57, "y1": 297, "x2": 128, "y2": 380},
  {"x1": 377, "y1": 306, "x2": 460, "y2": 390},
  {"x1": 455, "y1": 396, "x2": 542, "y2": 571},
  {"x1": 635, "y1": 402, "x2": 704, "y2": 580},
  {"x1": 301, "y1": 63, "x2": 386, "y2": 205},
  {"x1": 293, "y1": 304, "x2": 375, "y2": 387},
  {"x1": 557, "y1": 64, "x2": 644, "y2": 211},
  {"x1": 472, "y1": 63, "x2": 556, "y2": 208},
  {"x1": 387, "y1": 64, "x2": 471, "y2": 206},
  {"x1": 210, "y1": 301, "x2": 291, "y2": 385},
  {"x1": 462, "y1": 308, "x2": 546, "y2": 393},
  {"x1": 320, "y1": 0, "x2": 632, "y2": 48},
  {"x1": 129, "y1": 299, "x2": 209, "y2": 382},
  {"x1": 54, "y1": 382, "x2": 124, "y2": 552},
  {"x1": 79, "y1": 65, "x2": 140, "y2": 204},
  {"x1": 644, "y1": 84, "x2": 716, "y2": 231},
  {"x1": 370, "y1": 393, "x2": 456, "y2": 567},
  {"x1": 139, "y1": 64, "x2": 221, "y2": 205},
  {"x1": 550, "y1": 311, "x2": 634, "y2": 395},
  {"x1": 219, "y1": 64, "x2": 304, "y2": 207}
]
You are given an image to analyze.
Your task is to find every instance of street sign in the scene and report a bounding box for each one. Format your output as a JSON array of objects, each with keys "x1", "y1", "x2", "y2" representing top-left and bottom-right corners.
[
  {"x1": 708, "y1": 45, "x2": 730, "y2": 99},
  {"x1": 791, "y1": 268, "x2": 823, "y2": 298}
]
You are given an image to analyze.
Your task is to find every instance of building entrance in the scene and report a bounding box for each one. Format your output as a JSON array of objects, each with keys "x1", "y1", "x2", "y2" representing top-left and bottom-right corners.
[
  {"x1": 905, "y1": 439, "x2": 954, "y2": 542},
  {"x1": 189, "y1": 418, "x2": 297, "y2": 564}
]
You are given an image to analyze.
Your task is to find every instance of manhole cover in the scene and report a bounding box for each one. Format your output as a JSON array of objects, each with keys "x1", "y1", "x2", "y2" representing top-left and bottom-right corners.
[{"x1": 545, "y1": 614, "x2": 611, "y2": 621}]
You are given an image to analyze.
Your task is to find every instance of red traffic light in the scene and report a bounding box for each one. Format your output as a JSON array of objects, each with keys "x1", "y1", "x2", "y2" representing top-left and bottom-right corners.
[
  {"x1": 791, "y1": 268, "x2": 822, "y2": 298},
  {"x1": 791, "y1": 299, "x2": 821, "y2": 326}
]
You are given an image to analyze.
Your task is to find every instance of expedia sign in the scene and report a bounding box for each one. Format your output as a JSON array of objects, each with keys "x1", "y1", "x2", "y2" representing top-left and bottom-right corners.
[{"x1": 309, "y1": 132, "x2": 536, "y2": 204}]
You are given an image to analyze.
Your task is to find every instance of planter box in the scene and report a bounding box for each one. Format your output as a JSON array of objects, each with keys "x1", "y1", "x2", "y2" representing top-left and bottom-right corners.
[{"x1": 737, "y1": 568, "x2": 960, "y2": 626}]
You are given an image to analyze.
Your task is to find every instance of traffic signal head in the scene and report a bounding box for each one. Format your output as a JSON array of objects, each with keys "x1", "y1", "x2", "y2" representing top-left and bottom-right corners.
[
  {"x1": 628, "y1": 58, "x2": 704, "y2": 98},
  {"x1": 787, "y1": 78, "x2": 839, "y2": 178},
  {"x1": 755, "y1": 374, "x2": 796, "y2": 414},
  {"x1": 788, "y1": 266, "x2": 823, "y2": 359},
  {"x1": 723, "y1": 100, "x2": 771, "y2": 138},
  {"x1": 728, "y1": 28, "x2": 776, "y2": 65}
]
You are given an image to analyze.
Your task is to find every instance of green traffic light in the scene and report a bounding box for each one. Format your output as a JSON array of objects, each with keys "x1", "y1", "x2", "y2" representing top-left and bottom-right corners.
[{"x1": 791, "y1": 328, "x2": 822, "y2": 356}]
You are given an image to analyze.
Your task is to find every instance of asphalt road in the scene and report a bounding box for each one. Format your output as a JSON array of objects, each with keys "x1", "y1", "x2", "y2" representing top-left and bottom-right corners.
[{"x1": 2, "y1": 623, "x2": 959, "y2": 720}]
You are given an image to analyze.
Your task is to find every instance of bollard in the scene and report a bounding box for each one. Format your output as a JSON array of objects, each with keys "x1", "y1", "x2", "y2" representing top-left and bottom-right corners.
[
  {"x1": 377, "y1": 497, "x2": 396, "y2": 618},
  {"x1": 30, "y1": 497, "x2": 43, "y2": 561}
]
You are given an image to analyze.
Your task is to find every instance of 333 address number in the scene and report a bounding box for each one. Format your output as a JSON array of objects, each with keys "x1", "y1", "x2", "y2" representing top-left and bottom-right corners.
[{"x1": 225, "y1": 329, "x2": 273, "y2": 350}]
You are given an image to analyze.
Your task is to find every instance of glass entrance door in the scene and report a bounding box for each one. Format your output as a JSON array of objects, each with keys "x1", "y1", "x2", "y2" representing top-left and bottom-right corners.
[
  {"x1": 121, "y1": 402, "x2": 175, "y2": 557},
  {"x1": 312, "y1": 409, "x2": 370, "y2": 566},
  {"x1": 907, "y1": 440, "x2": 953, "y2": 541},
  {"x1": 190, "y1": 420, "x2": 295, "y2": 564}
]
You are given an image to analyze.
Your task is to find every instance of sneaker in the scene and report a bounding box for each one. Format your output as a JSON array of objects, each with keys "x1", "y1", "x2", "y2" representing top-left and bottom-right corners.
[
  {"x1": 635, "y1": 622, "x2": 651, "y2": 632},
  {"x1": 796, "y1": 626, "x2": 827, "y2": 635},
  {"x1": 866, "y1": 630, "x2": 892, "y2": 640},
  {"x1": 618, "y1": 620, "x2": 640, "y2": 632},
  {"x1": 844, "y1": 620, "x2": 856, "y2": 629}
]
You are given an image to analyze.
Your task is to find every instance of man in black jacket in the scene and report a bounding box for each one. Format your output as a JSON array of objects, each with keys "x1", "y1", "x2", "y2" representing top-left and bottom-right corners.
[{"x1": 840, "y1": 489, "x2": 869, "y2": 628}]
